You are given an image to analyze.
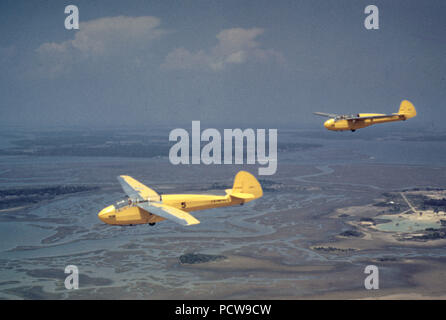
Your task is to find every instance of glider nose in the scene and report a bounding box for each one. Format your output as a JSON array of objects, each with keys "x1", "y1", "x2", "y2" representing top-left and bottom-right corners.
[
  {"x1": 324, "y1": 119, "x2": 335, "y2": 129},
  {"x1": 98, "y1": 205, "x2": 115, "y2": 223}
]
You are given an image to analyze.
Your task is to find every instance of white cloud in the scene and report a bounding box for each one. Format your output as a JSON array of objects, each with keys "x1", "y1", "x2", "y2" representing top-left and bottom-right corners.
[
  {"x1": 162, "y1": 27, "x2": 283, "y2": 71},
  {"x1": 35, "y1": 16, "x2": 167, "y2": 77}
]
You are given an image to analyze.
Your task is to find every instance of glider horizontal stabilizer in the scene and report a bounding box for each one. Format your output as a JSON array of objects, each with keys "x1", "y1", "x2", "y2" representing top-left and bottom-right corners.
[{"x1": 225, "y1": 190, "x2": 256, "y2": 200}]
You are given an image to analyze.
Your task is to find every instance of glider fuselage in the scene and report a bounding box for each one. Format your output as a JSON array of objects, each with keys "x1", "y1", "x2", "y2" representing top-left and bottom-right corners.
[
  {"x1": 163, "y1": 193, "x2": 244, "y2": 211},
  {"x1": 324, "y1": 113, "x2": 404, "y2": 131},
  {"x1": 98, "y1": 193, "x2": 244, "y2": 226},
  {"x1": 98, "y1": 171, "x2": 263, "y2": 226},
  {"x1": 315, "y1": 100, "x2": 417, "y2": 132}
]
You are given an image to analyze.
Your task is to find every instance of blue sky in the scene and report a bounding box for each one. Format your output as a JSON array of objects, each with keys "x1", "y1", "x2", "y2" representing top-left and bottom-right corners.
[{"x1": 0, "y1": 0, "x2": 445, "y2": 129}]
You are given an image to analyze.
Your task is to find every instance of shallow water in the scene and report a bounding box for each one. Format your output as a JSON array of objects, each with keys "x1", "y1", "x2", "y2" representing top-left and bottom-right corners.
[{"x1": 375, "y1": 214, "x2": 442, "y2": 232}]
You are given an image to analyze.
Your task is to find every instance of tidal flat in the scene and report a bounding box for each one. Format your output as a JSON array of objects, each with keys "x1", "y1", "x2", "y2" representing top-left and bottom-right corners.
[{"x1": 1, "y1": 128, "x2": 446, "y2": 299}]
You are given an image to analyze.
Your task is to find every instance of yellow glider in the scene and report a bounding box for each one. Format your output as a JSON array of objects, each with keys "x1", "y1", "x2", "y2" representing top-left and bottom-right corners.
[
  {"x1": 98, "y1": 171, "x2": 263, "y2": 227},
  {"x1": 314, "y1": 100, "x2": 416, "y2": 132}
]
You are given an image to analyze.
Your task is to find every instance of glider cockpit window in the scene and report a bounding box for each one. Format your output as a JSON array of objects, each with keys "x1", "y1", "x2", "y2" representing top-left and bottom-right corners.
[{"x1": 115, "y1": 199, "x2": 129, "y2": 210}]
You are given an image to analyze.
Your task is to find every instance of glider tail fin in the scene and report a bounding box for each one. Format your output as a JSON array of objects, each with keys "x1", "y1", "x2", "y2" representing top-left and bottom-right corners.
[
  {"x1": 398, "y1": 100, "x2": 416, "y2": 119},
  {"x1": 228, "y1": 171, "x2": 263, "y2": 202}
]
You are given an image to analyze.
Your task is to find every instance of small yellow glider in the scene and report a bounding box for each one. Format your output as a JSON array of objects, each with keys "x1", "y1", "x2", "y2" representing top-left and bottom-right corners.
[
  {"x1": 314, "y1": 100, "x2": 416, "y2": 132},
  {"x1": 98, "y1": 171, "x2": 263, "y2": 226}
]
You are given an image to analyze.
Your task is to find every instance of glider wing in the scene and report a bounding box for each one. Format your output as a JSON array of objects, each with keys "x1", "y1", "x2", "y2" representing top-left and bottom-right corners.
[
  {"x1": 117, "y1": 175, "x2": 161, "y2": 201},
  {"x1": 136, "y1": 202, "x2": 200, "y2": 226},
  {"x1": 313, "y1": 112, "x2": 339, "y2": 118}
]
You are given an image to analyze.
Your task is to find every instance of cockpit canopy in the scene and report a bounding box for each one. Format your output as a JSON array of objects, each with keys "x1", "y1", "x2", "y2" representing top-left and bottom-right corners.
[{"x1": 115, "y1": 199, "x2": 131, "y2": 210}]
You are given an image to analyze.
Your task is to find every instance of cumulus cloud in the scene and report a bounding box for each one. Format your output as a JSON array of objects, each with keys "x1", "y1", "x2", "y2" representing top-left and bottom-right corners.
[
  {"x1": 162, "y1": 27, "x2": 284, "y2": 71},
  {"x1": 35, "y1": 16, "x2": 167, "y2": 77}
]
